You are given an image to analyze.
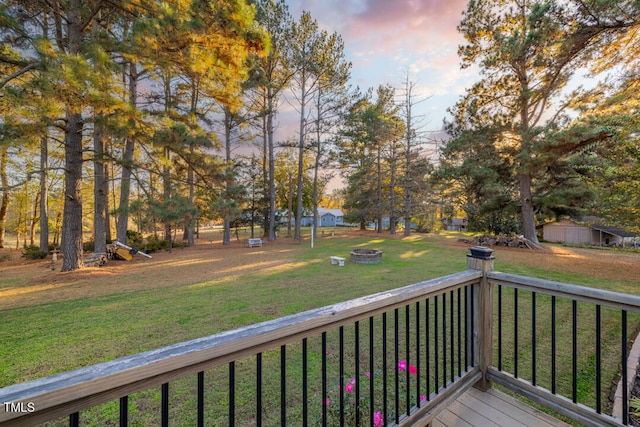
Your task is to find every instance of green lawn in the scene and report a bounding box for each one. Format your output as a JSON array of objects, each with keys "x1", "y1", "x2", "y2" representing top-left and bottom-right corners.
[{"x1": 1, "y1": 230, "x2": 639, "y2": 425}]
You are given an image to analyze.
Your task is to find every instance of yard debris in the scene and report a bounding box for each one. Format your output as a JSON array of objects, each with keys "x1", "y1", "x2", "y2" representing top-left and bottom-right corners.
[
  {"x1": 459, "y1": 234, "x2": 546, "y2": 250},
  {"x1": 111, "y1": 241, "x2": 153, "y2": 261}
]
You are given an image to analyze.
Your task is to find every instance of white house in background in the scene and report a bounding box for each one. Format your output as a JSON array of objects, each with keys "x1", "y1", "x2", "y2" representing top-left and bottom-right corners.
[{"x1": 291, "y1": 208, "x2": 345, "y2": 227}]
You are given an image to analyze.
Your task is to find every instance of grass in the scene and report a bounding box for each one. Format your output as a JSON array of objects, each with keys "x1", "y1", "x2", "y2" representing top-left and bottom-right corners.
[{"x1": 2, "y1": 230, "x2": 640, "y2": 426}]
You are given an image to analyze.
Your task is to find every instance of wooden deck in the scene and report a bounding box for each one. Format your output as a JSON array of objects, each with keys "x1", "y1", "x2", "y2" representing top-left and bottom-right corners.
[{"x1": 434, "y1": 387, "x2": 573, "y2": 427}]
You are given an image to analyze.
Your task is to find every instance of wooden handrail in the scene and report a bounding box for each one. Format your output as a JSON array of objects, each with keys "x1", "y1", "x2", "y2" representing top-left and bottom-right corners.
[{"x1": 488, "y1": 271, "x2": 640, "y2": 312}]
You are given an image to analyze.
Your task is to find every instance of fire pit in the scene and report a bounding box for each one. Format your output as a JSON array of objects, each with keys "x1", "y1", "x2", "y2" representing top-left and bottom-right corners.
[{"x1": 350, "y1": 248, "x2": 383, "y2": 264}]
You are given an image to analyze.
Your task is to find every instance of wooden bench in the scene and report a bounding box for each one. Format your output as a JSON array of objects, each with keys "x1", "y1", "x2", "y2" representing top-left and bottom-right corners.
[
  {"x1": 247, "y1": 238, "x2": 263, "y2": 248},
  {"x1": 330, "y1": 256, "x2": 345, "y2": 267}
]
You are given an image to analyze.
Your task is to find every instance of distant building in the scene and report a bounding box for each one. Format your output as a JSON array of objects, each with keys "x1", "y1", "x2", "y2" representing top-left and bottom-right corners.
[
  {"x1": 288, "y1": 208, "x2": 344, "y2": 227},
  {"x1": 542, "y1": 218, "x2": 636, "y2": 247},
  {"x1": 442, "y1": 218, "x2": 467, "y2": 232},
  {"x1": 318, "y1": 208, "x2": 344, "y2": 227}
]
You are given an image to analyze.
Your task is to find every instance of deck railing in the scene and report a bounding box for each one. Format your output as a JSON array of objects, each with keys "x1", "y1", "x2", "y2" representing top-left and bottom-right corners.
[
  {"x1": 486, "y1": 270, "x2": 640, "y2": 427},
  {"x1": 0, "y1": 248, "x2": 637, "y2": 427}
]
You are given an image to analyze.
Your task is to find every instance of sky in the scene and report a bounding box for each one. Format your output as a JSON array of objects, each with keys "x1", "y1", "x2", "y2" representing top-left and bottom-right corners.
[{"x1": 284, "y1": 0, "x2": 476, "y2": 138}]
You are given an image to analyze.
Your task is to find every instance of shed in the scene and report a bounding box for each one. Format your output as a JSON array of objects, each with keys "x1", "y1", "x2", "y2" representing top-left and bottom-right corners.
[
  {"x1": 590, "y1": 224, "x2": 636, "y2": 247},
  {"x1": 542, "y1": 219, "x2": 591, "y2": 244},
  {"x1": 443, "y1": 218, "x2": 467, "y2": 232}
]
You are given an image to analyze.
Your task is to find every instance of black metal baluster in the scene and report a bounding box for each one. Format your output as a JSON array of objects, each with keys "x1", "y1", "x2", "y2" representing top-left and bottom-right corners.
[
  {"x1": 465, "y1": 286, "x2": 470, "y2": 369},
  {"x1": 120, "y1": 396, "x2": 128, "y2": 427},
  {"x1": 197, "y1": 372, "x2": 204, "y2": 427},
  {"x1": 70, "y1": 412, "x2": 79, "y2": 427},
  {"x1": 514, "y1": 289, "x2": 519, "y2": 378},
  {"x1": 470, "y1": 286, "x2": 475, "y2": 366},
  {"x1": 370, "y1": 316, "x2": 375, "y2": 427},
  {"x1": 355, "y1": 321, "x2": 361, "y2": 426},
  {"x1": 382, "y1": 313, "x2": 388, "y2": 425},
  {"x1": 551, "y1": 296, "x2": 556, "y2": 394},
  {"x1": 426, "y1": 298, "x2": 430, "y2": 400},
  {"x1": 161, "y1": 383, "x2": 169, "y2": 427},
  {"x1": 302, "y1": 338, "x2": 308, "y2": 426},
  {"x1": 622, "y1": 310, "x2": 628, "y2": 425},
  {"x1": 596, "y1": 305, "x2": 601, "y2": 414},
  {"x1": 434, "y1": 295, "x2": 439, "y2": 393},
  {"x1": 416, "y1": 302, "x2": 421, "y2": 408},
  {"x1": 450, "y1": 290, "x2": 454, "y2": 384},
  {"x1": 405, "y1": 305, "x2": 411, "y2": 415},
  {"x1": 280, "y1": 345, "x2": 286, "y2": 426},
  {"x1": 339, "y1": 327, "x2": 344, "y2": 427},
  {"x1": 532, "y1": 292, "x2": 537, "y2": 386},
  {"x1": 457, "y1": 287, "x2": 461, "y2": 377},
  {"x1": 572, "y1": 300, "x2": 577, "y2": 403},
  {"x1": 394, "y1": 308, "x2": 400, "y2": 424},
  {"x1": 257, "y1": 353, "x2": 263, "y2": 427},
  {"x1": 229, "y1": 362, "x2": 235, "y2": 427},
  {"x1": 498, "y1": 285, "x2": 502, "y2": 371},
  {"x1": 442, "y1": 292, "x2": 447, "y2": 389},
  {"x1": 322, "y1": 333, "x2": 328, "y2": 427}
]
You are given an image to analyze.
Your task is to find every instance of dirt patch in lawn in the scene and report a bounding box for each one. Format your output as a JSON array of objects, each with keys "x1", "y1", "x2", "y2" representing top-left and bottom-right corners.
[
  {"x1": 0, "y1": 231, "x2": 305, "y2": 310},
  {"x1": 443, "y1": 238, "x2": 640, "y2": 284}
]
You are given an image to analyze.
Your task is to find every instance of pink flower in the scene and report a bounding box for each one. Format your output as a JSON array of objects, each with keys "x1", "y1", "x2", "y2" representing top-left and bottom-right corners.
[
  {"x1": 349, "y1": 377, "x2": 356, "y2": 385},
  {"x1": 373, "y1": 411, "x2": 384, "y2": 427},
  {"x1": 345, "y1": 383, "x2": 354, "y2": 393},
  {"x1": 409, "y1": 365, "x2": 417, "y2": 375},
  {"x1": 398, "y1": 360, "x2": 407, "y2": 371},
  {"x1": 325, "y1": 397, "x2": 330, "y2": 406},
  {"x1": 365, "y1": 371, "x2": 371, "y2": 378},
  {"x1": 420, "y1": 395, "x2": 427, "y2": 402}
]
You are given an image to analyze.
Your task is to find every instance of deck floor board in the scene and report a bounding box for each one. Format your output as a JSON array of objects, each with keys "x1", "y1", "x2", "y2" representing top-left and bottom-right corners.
[{"x1": 433, "y1": 388, "x2": 573, "y2": 427}]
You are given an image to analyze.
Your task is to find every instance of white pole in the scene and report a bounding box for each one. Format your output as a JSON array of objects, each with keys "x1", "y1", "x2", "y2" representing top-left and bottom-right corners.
[{"x1": 311, "y1": 225, "x2": 314, "y2": 248}]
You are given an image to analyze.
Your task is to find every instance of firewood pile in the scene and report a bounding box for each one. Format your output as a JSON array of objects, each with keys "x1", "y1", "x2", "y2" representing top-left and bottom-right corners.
[
  {"x1": 459, "y1": 234, "x2": 545, "y2": 250},
  {"x1": 84, "y1": 253, "x2": 108, "y2": 267}
]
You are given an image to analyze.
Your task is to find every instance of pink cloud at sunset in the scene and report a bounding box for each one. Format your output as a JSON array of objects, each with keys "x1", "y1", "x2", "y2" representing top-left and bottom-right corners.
[{"x1": 285, "y1": 0, "x2": 478, "y2": 129}]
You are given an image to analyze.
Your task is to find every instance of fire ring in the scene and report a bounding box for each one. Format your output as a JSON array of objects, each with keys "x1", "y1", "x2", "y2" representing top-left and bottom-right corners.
[{"x1": 350, "y1": 248, "x2": 383, "y2": 264}]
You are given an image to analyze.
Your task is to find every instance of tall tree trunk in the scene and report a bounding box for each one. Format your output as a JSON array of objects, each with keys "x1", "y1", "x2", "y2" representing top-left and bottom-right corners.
[
  {"x1": 311, "y1": 96, "x2": 322, "y2": 241},
  {"x1": 163, "y1": 70, "x2": 172, "y2": 246},
  {"x1": 519, "y1": 172, "x2": 538, "y2": 243},
  {"x1": 186, "y1": 144, "x2": 195, "y2": 246},
  {"x1": 116, "y1": 62, "x2": 138, "y2": 244},
  {"x1": 163, "y1": 145, "x2": 172, "y2": 244},
  {"x1": 389, "y1": 148, "x2": 397, "y2": 235},
  {"x1": 294, "y1": 78, "x2": 307, "y2": 241},
  {"x1": 287, "y1": 174, "x2": 293, "y2": 237},
  {"x1": 30, "y1": 192, "x2": 40, "y2": 246},
  {"x1": 39, "y1": 135, "x2": 49, "y2": 252},
  {"x1": 261, "y1": 116, "x2": 268, "y2": 238},
  {"x1": 376, "y1": 140, "x2": 383, "y2": 234},
  {"x1": 0, "y1": 147, "x2": 9, "y2": 248},
  {"x1": 403, "y1": 87, "x2": 413, "y2": 237},
  {"x1": 267, "y1": 91, "x2": 276, "y2": 241},
  {"x1": 93, "y1": 119, "x2": 107, "y2": 253},
  {"x1": 60, "y1": 111, "x2": 85, "y2": 271},
  {"x1": 223, "y1": 112, "x2": 232, "y2": 245},
  {"x1": 104, "y1": 162, "x2": 112, "y2": 242},
  {"x1": 519, "y1": 83, "x2": 538, "y2": 244}
]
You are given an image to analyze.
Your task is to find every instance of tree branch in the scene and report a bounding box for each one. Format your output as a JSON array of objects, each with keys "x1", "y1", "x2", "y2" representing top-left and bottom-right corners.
[{"x1": 0, "y1": 63, "x2": 37, "y2": 89}]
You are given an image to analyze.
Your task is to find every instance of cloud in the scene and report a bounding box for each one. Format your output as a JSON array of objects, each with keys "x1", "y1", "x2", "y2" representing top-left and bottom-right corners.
[
  {"x1": 284, "y1": 0, "x2": 475, "y2": 128},
  {"x1": 344, "y1": 0, "x2": 468, "y2": 52}
]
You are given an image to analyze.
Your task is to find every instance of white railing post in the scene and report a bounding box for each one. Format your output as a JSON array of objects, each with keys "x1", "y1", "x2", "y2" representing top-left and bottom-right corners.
[{"x1": 467, "y1": 246, "x2": 495, "y2": 392}]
